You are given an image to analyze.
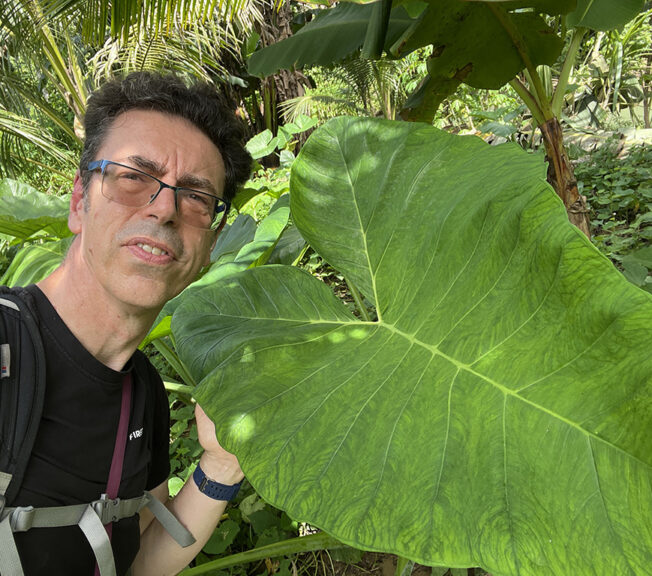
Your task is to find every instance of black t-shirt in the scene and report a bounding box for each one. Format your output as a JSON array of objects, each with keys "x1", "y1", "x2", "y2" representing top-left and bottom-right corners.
[{"x1": 11, "y1": 285, "x2": 171, "y2": 576}]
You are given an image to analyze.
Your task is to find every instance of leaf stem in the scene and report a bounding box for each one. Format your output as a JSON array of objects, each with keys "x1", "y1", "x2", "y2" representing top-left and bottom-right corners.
[
  {"x1": 163, "y1": 380, "x2": 195, "y2": 398},
  {"x1": 345, "y1": 277, "x2": 372, "y2": 321},
  {"x1": 509, "y1": 78, "x2": 545, "y2": 125},
  {"x1": 178, "y1": 533, "x2": 344, "y2": 576},
  {"x1": 153, "y1": 339, "x2": 197, "y2": 388},
  {"x1": 551, "y1": 27, "x2": 587, "y2": 117}
]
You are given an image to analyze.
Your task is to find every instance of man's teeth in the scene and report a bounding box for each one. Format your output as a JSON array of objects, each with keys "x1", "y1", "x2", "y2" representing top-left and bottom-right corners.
[{"x1": 137, "y1": 243, "x2": 168, "y2": 256}]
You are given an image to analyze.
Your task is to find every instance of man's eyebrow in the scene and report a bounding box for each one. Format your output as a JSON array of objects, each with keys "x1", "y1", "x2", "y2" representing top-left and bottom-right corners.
[{"x1": 127, "y1": 155, "x2": 219, "y2": 196}]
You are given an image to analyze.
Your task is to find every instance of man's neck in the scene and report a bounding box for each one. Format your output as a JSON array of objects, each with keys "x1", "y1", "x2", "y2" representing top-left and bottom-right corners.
[{"x1": 37, "y1": 248, "x2": 159, "y2": 372}]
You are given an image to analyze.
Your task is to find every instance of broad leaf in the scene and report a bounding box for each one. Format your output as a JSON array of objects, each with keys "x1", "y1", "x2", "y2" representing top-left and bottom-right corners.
[
  {"x1": 566, "y1": 0, "x2": 645, "y2": 31},
  {"x1": 268, "y1": 225, "x2": 307, "y2": 265},
  {"x1": 396, "y1": 1, "x2": 569, "y2": 119},
  {"x1": 1, "y1": 238, "x2": 71, "y2": 286},
  {"x1": 246, "y1": 130, "x2": 279, "y2": 160},
  {"x1": 210, "y1": 214, "x2": 258, "y2": 265},
  {"x1": 0, "y1": 179, "x2": 71, "y2": 241},
  {"x1": 174, "y1": 117, "x2": 652, "y2": 575},
  {"x1": 247, "y1": 3, "x2": 417, "y2": 78}
]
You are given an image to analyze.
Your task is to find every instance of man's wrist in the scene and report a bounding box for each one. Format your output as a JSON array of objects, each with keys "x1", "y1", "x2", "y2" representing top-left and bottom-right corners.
[
  {"x1": 199, "y1": 452, "x2": 244, "y2": 486},
  {"x1": 193, "y1": 463, "x2": 242, "y2": 501}
]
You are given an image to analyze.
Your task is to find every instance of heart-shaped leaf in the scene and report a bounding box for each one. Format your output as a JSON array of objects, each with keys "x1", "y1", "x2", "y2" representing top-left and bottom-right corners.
[{"x1": 174, "y1": 118, "x2": 652, "y2": 575}]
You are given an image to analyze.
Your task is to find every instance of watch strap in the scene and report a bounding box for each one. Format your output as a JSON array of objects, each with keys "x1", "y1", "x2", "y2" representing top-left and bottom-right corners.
[{"x1": 193, "y1": 463, "x2": 242, "y2": 501}]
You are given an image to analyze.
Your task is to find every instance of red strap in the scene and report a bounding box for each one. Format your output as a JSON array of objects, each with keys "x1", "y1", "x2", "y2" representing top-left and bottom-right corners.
[
  {"x1": 94, "y1": 371, "x2": 132, "y2": 576},
  {"x1": 106, "y1": 372, "x2": 133, "y2": 500}
]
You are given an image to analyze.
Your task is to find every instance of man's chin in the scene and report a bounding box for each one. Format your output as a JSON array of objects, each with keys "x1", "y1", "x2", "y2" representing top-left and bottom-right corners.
[{"x1": 114, "y1": 280, "x2": 179, "y2": 314}]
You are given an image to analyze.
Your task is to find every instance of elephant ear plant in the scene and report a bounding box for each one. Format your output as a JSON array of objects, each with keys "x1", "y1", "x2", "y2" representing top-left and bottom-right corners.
[{"x1": 173, "y1": 117, "x2": 652, "y2": 576}]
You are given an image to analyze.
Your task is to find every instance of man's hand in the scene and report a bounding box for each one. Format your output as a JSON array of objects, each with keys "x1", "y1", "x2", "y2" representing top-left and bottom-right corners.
[{"x1": 195, "y1": 404, "x2": 244, "y2": 485}]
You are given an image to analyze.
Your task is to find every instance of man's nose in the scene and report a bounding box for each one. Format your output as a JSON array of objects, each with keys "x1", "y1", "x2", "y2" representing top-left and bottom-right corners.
[{"x1": 145, "y1": 184, "x2": 179, "y2": 223}]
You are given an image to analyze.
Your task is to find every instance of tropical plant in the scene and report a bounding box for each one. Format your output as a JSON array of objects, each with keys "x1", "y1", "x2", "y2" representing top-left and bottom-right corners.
[
  {"x1": 172, "y1": 116, "x2": 652, "y2": 576},
  {"x1": 247, "y1": 0, "x2": 648, "y2": 239},
  {"x1": 0, "y1": 0, "x2": 86, "y2": 180},
  {"x1": 281, "y1": 50, "x2": 430, "y2": 122}
]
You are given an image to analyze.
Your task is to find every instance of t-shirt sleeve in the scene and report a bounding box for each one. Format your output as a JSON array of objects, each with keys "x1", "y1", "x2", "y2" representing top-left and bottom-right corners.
[{"x1": 146, "y1": 363, "x2": 171, "y2": 490}]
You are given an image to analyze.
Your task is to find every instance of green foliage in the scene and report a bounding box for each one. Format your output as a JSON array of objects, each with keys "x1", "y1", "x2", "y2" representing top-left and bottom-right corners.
[
  {"x1": 173, "y1": 117, "x2": 652, "y2": 576},
  {"x1": 567, "y1": 0, "x2": 646, "y2": 30},
  {"x1": 247, "y1": 3, "x2": 416, "y2": 78},
  {"x1": 283, "y1": 51, "x2": 431, "y2": 122},
  {"x1": 0, "y1": 179, "x2": 71, "y2": 240},
  {"x1": 575, "y1": 139, "x2": 652, "y2": 290},
  {"x1": 0, "y1": 178, "x2": 71, "y2": 285},
  {"x1": 1, "y1": 237, "x2": 72, "y2": 287}
]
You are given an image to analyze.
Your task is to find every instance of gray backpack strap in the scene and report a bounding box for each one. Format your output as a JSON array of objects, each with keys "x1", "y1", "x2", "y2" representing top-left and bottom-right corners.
[
  {"x1": 0, "y1": 494, "x2": 150, "y2": 576},
  {"x1": 0, "y1": 513, "x2": 23, "y2": 575},
  {"x1": 143, "y1": 491, "x2": 195, "y2": 548},
  {"x1": 79, "y1": 505, "x2": 116, "y2": 576},
  {"x1": 0, "y1": 491, "x2": 195, "y2": 575}
]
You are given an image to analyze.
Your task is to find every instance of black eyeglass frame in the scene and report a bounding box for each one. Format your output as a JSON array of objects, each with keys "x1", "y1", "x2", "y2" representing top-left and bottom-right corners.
[{"x1": 86, "y1": 159, "x2": 230, "y2": 230}]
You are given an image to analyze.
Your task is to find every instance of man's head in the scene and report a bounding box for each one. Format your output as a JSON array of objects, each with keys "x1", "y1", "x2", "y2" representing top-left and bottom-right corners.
[
  {"x1": 79, "y1": 72, "x2": 251, "y2": 203},
  {"x1": 66, "y1": 73, "x2": 252, "y2": 312}
]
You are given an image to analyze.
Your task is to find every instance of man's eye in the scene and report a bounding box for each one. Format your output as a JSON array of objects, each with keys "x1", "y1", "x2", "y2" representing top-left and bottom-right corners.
[
  {"x1": 187, "y1": 192, "x2": 210, "y2": 206},
  {"x1": 120, "y1": 171, "x2": 145, "y2": 181}
]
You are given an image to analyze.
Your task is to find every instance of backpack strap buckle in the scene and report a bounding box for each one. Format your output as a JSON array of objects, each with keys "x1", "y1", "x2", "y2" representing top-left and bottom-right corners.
[
  {"x1": 92, "y1": 494, "x2": 121, "y2": 525},
  {"x1": 8, "y1": 506, "x2": 35, "y2": 532}
]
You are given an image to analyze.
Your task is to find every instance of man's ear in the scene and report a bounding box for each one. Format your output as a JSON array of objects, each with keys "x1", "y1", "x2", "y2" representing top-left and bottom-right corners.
[{"x1": 68, "y1": 171, "x2": 85, "y2": 235}]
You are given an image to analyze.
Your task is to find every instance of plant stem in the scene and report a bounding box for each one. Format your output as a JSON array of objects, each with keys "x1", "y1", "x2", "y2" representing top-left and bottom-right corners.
[
  {"x1": 509, "y1": 78, "x2": 545, "y2": 125},
  {"x1": 153, "y1": 339, "x2": 197, "y2": 388},
  {"x1": 178, "y1": 533, "x2": 344, "y2": 576},
  {"x1": 345, "y1": 277, "x2": 372, "y2": 321},
  {"x1": 163, "y1": 380, "x2": 195, "y2": 398},
  {"x1": 551, "y1": 27, "x2": 587, "y2": 117},
  {"x1": 396, "y1": 557, "x2": 415, "y2": 576}
]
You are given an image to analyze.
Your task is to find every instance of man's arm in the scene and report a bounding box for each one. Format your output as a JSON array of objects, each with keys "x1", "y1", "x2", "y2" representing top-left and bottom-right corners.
[{"x1": 132, "y1": 404, "x2": 244, "y2": 576}]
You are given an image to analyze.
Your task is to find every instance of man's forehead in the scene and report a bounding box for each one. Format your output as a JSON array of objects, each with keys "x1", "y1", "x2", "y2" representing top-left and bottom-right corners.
[{"x1": 100, "y1": 109, "x2": 226, "y2": 190}]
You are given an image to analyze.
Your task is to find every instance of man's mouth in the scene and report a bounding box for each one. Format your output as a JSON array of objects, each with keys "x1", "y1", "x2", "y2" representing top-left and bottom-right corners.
[{"x1": 137, "y1": 242, "x2": 168, "y2": 257}]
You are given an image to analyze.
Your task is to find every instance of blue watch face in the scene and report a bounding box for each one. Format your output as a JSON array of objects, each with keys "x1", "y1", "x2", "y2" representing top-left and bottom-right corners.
[{"x1": 193, "y1": 464, "x2": 242, "y2": 501}]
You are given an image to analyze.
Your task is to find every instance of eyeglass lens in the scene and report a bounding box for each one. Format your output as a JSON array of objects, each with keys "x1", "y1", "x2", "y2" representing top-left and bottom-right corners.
[{"x1": 100, "y1": 163, "x2": 225, "y2": 229}]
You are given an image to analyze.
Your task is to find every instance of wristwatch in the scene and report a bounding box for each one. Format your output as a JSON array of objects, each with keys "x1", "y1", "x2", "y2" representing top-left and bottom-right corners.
[{"x1": 193, "y1": 463, "x2": 242, "y2": 501}]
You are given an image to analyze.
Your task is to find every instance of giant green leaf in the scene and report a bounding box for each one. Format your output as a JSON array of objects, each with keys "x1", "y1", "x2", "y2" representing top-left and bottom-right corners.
[
  {"x1": 247, "y1": 3, "x2": 417, "y2": 78},
  {"x1": 0, "y1": 179, "x2": 71, "y2": 241},
  {"x1": 566, "y1": 0, "x2": 645, "y2": 31},
  {"x1": 174, "y1": 118, "x2": 652, "y2": 575}
]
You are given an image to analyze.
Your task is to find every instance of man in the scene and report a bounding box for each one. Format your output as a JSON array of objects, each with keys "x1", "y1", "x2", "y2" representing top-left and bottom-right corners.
[{"x1": 7, "y1": 72, "x2": 252, "y2": 575}]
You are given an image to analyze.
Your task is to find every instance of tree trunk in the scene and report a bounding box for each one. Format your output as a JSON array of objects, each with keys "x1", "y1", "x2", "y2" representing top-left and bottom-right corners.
[
  {"x1": 539, "y1": 117, "x2": 591, "y2": 239},
  {"x1": 258, "y1": 2, "x2": 311, "y2": 137}
]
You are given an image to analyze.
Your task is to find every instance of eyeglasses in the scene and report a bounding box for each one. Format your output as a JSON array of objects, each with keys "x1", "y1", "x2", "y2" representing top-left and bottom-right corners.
[{"x1": 86, "y1": 159, "x2": 229, "y2": 230}]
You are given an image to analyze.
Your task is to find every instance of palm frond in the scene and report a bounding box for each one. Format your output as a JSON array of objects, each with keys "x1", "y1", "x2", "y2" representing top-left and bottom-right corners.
[
  {"x1": 0, "y1": 108, "x2": 78, "y2": 175},
  {"x1": 89, "y1": 18, "x2": 242, "y2": 84},
  {"x1": 38, "y1": 0, "x2": 265, "y2": 44}
]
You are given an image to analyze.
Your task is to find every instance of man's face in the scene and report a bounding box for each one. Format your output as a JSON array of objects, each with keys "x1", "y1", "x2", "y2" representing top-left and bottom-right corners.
[{"x1": 69, "y1": 109, "x2": 225, "y2": 312}]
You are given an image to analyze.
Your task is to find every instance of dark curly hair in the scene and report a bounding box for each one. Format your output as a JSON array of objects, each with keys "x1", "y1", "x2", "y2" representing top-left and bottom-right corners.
[{"x1": 79, "y1": 72, "x2": 251, "y2": 202}]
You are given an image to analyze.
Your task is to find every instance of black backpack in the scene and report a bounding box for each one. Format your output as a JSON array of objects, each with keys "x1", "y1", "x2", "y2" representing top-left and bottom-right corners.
[{"x1": 0, "y1": 287, "x2": 46, "y2": 508}]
